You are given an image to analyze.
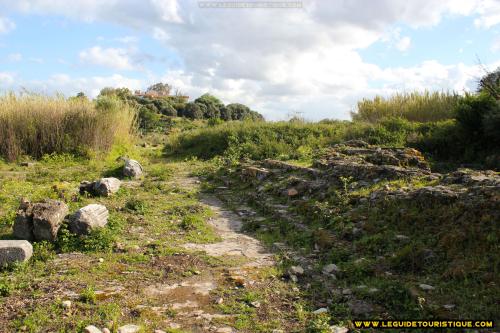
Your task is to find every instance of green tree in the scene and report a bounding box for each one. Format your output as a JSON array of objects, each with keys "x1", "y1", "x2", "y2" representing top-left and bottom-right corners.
[
  {"x1": 183, "y1": 102, "x2": 204, "y2": 120},
  {"x1": 146, "y1": 83, "x2": 171, "y2": 96},
  {"x1": 194, "y1": 93, "x2": 223, "y2": 119},
  {"x1": 478, "y1": 67, "x2": 500, "y2": 99}
]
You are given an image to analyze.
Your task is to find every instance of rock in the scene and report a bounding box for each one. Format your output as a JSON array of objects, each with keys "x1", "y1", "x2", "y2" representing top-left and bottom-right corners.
[
  {"x1": 419, "y1": 283, "x2": 435, "y2": 291},
  {"x1": 102, "y1": 329, "x2": 111, "y2": 333},
  {"x1": 0, "y1": 240, "x2": 33, "y2": 266},
  {"x1": 215, "y1": 297, "x2": 224, "y2": 304},
  {"x1": 330, "y1": 326, "x2": 349, "y2": 333},
  {"x1": 443, "y1": 304, "x2": 455, "y2": 310},
  {"x1": 215, "y1": 328, "x2": 233, "y2": 333},
  {"x1": 289, "y1": 265, "x2": 304, "y2": 275},
  {"x1": 61, "y1": 300, "x2": 72, "y2": 309},
  {"x1": 13, "y1": 210, "x2": 34, "y2": 241},
  {"x1": 32, "y1": 200, "x2": 69, "y2": 241},
  {"x1": 342, "y1": 288, "x2": 352, "y2": 295},
  {"x1": 84, "y1": 326, "x2": 103, "y2": 333},
  {"x1": 242, "y1": 166, "x2": 269, "y2": 181},
  {"x1": 123, "y1": 159, "x2": 143, "y2": 178},
  {"x1": 313, "y1": 308, "x2": 328, "y2": 314},
  {"x1": 98, "y1": 258, "x2": 104, "y2": 263},
  {"x1": 286, "y1": 188, "x2": 299, "y2": 197},
  {"x1": 250, "y1": 301, "x2": 261, "y2": 308},
  {"x1": 69, "y1": 204, "x2": 109, "y2": 235},
  {"x1": 322, "y1": 263, "x2": 340, "y2": 274},
  {"x1": 14, "y1": 199, "x2": 68, "y2": 242},
  {"x1": 154, "y1": 330, "x2": 166, "y2": 333},
  {"x1": 117, "y1": 324, "x2": 140, "y2": 333},
  {"x1": 80, "y1": 178, "x2": 121, "y2": 197},
  {"x1": 289, "y1": 274, "x2": 298, "y2": 283},
  {"x1": 229, "y1": 275, "x2": 246, "y2": 287},
  {"x1": 347, "y1": 299, "x2": 373, "y2": 315}
]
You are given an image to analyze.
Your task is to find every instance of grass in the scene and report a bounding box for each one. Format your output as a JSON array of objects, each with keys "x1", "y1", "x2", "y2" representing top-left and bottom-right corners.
[
  {"x1": 164, "y1": 119, "x2": 428, "y2": 162},
  {"x1": 206, "y1": 155, "x2": 500, "y2": 324},
  {"x1": 352, "y1": 90, "x2": 460, "y2": 123},
  {"x1": 0, "y1": 139, "x2": 308, "y2": 332},
  {"x1": 0, "y1": 93, "x2": 136, "y2": 161}
]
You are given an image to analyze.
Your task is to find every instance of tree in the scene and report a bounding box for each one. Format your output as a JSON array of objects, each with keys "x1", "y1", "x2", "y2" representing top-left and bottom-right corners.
[
  {"x1": 146, "y1": 83, "x2": 171, "y2": 96},
  {"x1": 478, "y1": 67, "x2": 500, "y2": 100},
  {"x1": 194, "y1": 93, "x2": 223, "y2": 119},
  {"x1": 183, "y1": 102, "x2": 204, "y2": 120},
  {"x1": 98, "y1": 87, "x2": 132, "y2": 100},
  {"x1": 220, "y1": 106, "x2": 233, "y2": 121},
  {"x1": 224, "y1": 103, "x2": 264, "y2": 121}
]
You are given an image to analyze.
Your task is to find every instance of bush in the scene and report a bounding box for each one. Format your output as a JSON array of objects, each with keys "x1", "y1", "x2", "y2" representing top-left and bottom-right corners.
[
  {"x1": 478, "y1": 67, "x2": 500, "y2": 99},
  {"x1": 455, "y1": 93, "x2": 500, "y2": 143},
  {"x1": 183, "y1": 102, "x2": 204, "y2": 120},
  {"x1": 166, "y1": 121, "x2": 348, "y2": 160},
  {"x1": 137, "y1": 105, "x2": 162, "y2": 131},
  {"x1": 0, "y1": 93, "x2": 135, "y2": 161},
  {"x1": 224, "y1": 103, "x2": 264, "y2": 121}
]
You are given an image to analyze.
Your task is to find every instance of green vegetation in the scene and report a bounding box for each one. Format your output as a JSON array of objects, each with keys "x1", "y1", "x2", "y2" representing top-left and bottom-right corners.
[
  {"x1": 98, "y1": 85, "x2": 263, "y2": 132},
  {"x1": 352, "y1": 90, "x2": 460, "y2": 123},
  {"x1": 0, "y1": 93, "x2": 135, "y2": 161},
  {"x1": 0, "y1": 69, "x2": 498, "y2": 332}
]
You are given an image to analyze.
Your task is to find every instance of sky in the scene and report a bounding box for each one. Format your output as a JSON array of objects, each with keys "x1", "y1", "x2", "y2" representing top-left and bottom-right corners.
[{"x1": 0, "y1": 0, "x2": 500, "y2": 120}]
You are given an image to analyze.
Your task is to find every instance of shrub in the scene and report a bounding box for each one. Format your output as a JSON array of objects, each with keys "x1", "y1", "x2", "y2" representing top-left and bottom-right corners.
[
  {"x1": 478, "y1": 67, "x2": 500, "y2": 99},
  {"x1": 165, "y1": 121, "x2": 348, "y2": 160},
  {"x1": 455, "y1": 93, "x2": 500, "y2": 142},
  {"x1": 224, "y1": 103, "x2": 264, "y2": 121},
  {"x1": 0, "y1": 93, "x2": 135, "y2": 161},
  {"x1": 183, "y1": 102, "x2": 204, "y2": 120},
  {"x1": 137, "y1": 105, "x2": 162, "y2": 131}
]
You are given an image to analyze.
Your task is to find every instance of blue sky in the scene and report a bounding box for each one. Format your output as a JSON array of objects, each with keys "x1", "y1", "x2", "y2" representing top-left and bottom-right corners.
[{"x1": 0, "y1": 0, "x2": 499, "y2": 120}]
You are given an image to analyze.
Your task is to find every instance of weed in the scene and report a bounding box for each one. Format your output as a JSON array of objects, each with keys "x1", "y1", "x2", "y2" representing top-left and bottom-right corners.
[
  {"x1": 126, "y1": 197, "x2": 147, "y2": 214},
  {"x1": 79, "y1": 286, "x2": 97, "y2": 304}
]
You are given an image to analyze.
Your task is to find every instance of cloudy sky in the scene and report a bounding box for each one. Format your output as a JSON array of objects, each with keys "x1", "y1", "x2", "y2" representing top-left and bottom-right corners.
[{"x1": 0, "y1": 0, "x2": 499, "y2": 120}]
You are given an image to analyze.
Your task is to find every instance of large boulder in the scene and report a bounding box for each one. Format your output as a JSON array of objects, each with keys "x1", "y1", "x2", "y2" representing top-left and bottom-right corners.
[
  {"x1": 13, "y1": 199, "x2": 34, "y2": 241},
  {"x1": 0, "y1": 240, "x2": 33, "y2": 266},
  {"x1": 123, "y1": 159, "x2": 143, "y2": 179},
  {"x1": 13, "y1": 199, "x2": 68, "y2": 242},
  {"x1": 69, "y1": 204, "x2": 109, "y2": 235},
  {"x1": 80, "y1": 178, "x2": 121, "y2": 197}
]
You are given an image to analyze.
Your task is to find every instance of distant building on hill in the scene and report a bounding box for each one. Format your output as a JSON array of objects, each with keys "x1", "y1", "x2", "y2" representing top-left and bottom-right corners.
[{"x1": 134, "y1": 89, "x2": 189, "y2": 102}]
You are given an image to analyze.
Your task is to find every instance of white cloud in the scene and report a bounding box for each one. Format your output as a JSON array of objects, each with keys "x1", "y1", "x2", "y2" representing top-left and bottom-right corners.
[
  {"x1": 7, "y1": 53, "x2": 22, "y2": 62},
  {"x1": 0, "y1": 16, "x2": 15, "y2": 34},
  {"x1": 473, "y1": 0, "x2": 500, "y2": 28},
  {"x1": 115, "y1": 36, "x2": 138, "y2": 44},
  {"x1": 396, "y1": 36, "x2": 411, "y2": 51},
  {"x1": 4, "y1": 73, "x2": 142, "y2": 98},
  {"x1": 79, "y1": 46, "x2": 135, "y2": 70},
  {"x1": 2, "y1": 0, "x2": 500, "y2": 119}
]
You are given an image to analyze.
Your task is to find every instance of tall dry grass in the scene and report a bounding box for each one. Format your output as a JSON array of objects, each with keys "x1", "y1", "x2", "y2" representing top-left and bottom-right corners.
[
  {"x1": 352, "y1": 91, "x2": 460, "y2": 123},
  {"x1": 0, "y1": 93, "x2": 136, "y2": 161}
]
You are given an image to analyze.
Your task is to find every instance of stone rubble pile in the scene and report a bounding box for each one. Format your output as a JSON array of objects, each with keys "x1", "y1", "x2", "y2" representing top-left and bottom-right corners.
[
  {"x1": 13, "y1": 199, "x2": 69, "y2": 242},
  {"x1": 0, "y1": 159, "x2": 144, "y2": 266}
]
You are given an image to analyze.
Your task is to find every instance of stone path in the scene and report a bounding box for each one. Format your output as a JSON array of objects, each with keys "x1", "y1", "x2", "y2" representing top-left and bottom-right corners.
[{"x1": 141, "y1": 175, "x2": 274, "y2": 332}]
